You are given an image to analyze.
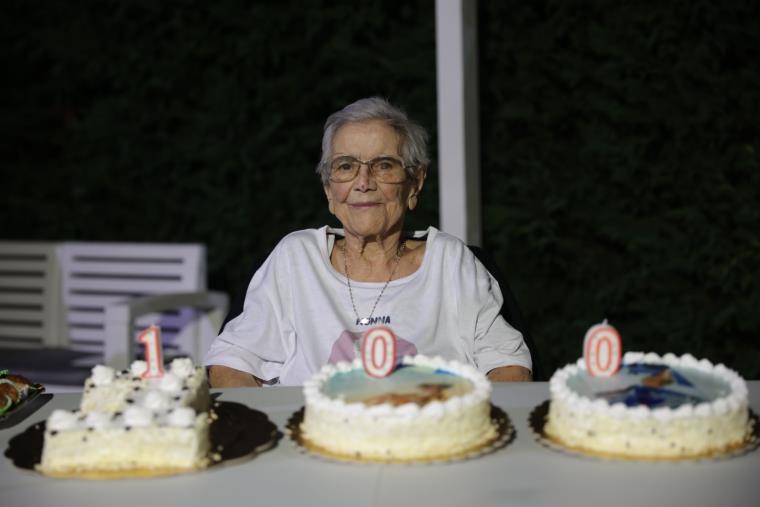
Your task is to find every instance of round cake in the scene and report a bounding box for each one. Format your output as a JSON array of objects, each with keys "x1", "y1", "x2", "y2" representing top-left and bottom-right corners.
[
  {"x1": 300, "y1": 355, "x2": 496, "y2": 461},
  {"x1": 545, "y1": 352, "x2": 751, "y2": 459}
]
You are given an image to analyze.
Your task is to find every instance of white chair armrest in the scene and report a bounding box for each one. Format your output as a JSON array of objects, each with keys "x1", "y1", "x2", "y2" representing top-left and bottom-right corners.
[{"x1": 104, "y1": 291, "x2": 229, "y2": 369}]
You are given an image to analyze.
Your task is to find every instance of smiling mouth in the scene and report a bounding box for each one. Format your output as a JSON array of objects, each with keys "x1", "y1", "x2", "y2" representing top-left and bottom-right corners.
[{"x1": 349, "y1": 203, "x2": 381, "y2": 207}]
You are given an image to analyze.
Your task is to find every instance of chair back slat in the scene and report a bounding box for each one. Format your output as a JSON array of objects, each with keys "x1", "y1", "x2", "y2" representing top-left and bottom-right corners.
[
  {"x1": 0, "y1": 293, "x2": 47, "y2": 305},
  {"x1": 0, "y1": 308, "x2": 45, "y2": 322},
  {"x1": 59, "y1": 242, "x2": 206, "y2": 355},
  {"x1": 66, "y1": 261, "x2": 191, "y2": 277},
  {"x1": 65, "y1": 294, "x2": 144, "y2": 309},
  {"x1": 64, "y1": 278, "x2": 195, "y2": 294},
  {"x1": 0, "y1": 242, "x2": 65, "y2": 348},
  {"x1": 0, "y1": 275, "x2": 53, "y2": 289}
]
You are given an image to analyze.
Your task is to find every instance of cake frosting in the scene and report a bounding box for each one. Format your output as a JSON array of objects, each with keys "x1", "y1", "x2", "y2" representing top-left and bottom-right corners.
[
  {"x1": 545, "y1": 352, "x2": 750, "y2": 458},
  {"x1": 80, "y1": 359, "x2": 209, "y2": 414},
  {"x1": 38, "y1": 358, "x2": 211, "y2": 475},
  {"x1": 300, "y1": 355, "x2": 495, "y2": 461}
]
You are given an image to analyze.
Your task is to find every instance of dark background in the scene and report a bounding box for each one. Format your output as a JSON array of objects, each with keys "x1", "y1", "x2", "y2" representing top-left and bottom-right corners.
[{"x1": 3, "y1": 0, "x2": 759, "y2": 378}]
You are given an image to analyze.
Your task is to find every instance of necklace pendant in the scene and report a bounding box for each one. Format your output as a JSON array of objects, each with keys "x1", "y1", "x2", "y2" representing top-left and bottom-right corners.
[{"x1": 359, "y1": 317, "x2": 370, "y2": 325}]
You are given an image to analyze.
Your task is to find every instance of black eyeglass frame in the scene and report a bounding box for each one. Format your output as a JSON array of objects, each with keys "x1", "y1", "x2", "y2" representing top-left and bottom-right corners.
[{"x1": 326, "y1": 155, "x2": 417, "y2": 184}]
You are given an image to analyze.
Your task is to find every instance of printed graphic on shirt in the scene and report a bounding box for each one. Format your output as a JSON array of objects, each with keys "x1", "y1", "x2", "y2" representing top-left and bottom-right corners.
[
  {"x1": 327, "y1": 330, "x2": 418, "y2": 364},
  {"x1": 355, "y1": 315, "x2": 392, "y2": 326}
]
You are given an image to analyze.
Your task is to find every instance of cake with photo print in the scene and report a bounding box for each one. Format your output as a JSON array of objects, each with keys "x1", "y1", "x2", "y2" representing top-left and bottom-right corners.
[
  {"x1": 544, "y1": 352, "x2": 751, "y2": 459},
  {"x1": 299, "y1": 354, "x2": 498, "y2": 462}
]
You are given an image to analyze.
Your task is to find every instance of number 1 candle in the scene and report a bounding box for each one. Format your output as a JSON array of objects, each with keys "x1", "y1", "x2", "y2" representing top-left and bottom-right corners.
[{"x1": 137, "y1": 325, "x2": 165, "y2": 378}]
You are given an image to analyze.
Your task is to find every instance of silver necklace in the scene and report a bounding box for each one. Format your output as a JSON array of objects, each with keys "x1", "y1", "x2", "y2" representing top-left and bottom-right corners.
[{"x1": 342, "y1": 239, "x2": 405, "y2": 325}]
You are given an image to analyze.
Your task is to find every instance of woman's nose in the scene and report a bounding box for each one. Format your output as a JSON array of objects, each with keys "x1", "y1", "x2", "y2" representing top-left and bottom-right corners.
[{"x1": 353, "y1": 164, "x2": 374, "y2": 191}]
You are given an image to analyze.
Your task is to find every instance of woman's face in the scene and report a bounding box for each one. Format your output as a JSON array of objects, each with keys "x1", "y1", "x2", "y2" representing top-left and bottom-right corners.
[{"x1": 324, "y1": 120, "x2": 424, "y2": 241}]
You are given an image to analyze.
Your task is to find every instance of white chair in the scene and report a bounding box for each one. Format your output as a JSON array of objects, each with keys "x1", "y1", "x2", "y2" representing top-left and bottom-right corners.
[
  {"x1": 104, "y1": 291, "x2": 228, "y2": 370},
  {"x1": 59, "y1": 241, "x2": 227, "y2": 369},
  {"x1": 0, "y1": 240, "x2": 228, "y2": 383},
  {"x1": 0, "y1": 241, "x2": 66, "y2": 349}
]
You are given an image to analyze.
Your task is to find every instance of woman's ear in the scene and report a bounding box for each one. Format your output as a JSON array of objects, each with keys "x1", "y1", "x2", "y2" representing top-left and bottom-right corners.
[
  {"x1": 407, "y1": 166, "x2": 427, "y2": 210},
  {"x1": 324, "y1": 185, "x2": 335, "y2": 215}
]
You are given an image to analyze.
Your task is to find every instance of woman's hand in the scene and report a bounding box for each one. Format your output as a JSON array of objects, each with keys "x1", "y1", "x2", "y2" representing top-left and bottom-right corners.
[
  {"x1": 487, "y1": 365, "x2": 532, "y2": 382},
  {"x1": 208, "y1": 365, "x2": 263, "y2": 387}
]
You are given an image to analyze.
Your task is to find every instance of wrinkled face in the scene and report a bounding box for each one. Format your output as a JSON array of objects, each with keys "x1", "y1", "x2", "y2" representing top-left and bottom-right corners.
[{"x1": 324, "y1": 120, "x2": 424, "y2": 240}]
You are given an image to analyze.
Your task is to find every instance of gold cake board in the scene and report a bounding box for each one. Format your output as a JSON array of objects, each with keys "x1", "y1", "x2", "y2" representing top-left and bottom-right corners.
[
  {"x1": 41, "y1": 466, "x2": 201, "y2": 480},
  {"x1": 286, "y1": 403, "x2": 514, "y2": 465},
  {"x1": 5, "y1": 401, "x2": 280, "y2": 480},
  {"x1": 529, "y1": 399, "x2": 760, "y2": 462}
]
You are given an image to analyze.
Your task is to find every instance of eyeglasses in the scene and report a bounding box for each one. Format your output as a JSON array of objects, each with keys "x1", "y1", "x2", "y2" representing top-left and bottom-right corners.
[{"x1": 328, "y1": 156, "x2": 411, "y2": 183}]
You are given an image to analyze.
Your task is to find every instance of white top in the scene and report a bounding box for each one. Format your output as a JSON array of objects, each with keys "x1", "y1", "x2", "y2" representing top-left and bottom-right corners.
[{"x1": 204, "y1": 226, "x2": 532, "y2": 385}]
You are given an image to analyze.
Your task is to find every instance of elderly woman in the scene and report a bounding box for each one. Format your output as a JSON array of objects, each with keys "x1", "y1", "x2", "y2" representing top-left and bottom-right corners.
[{"x1": 205, "y1": 97, "x2": 532, "y2": 386}]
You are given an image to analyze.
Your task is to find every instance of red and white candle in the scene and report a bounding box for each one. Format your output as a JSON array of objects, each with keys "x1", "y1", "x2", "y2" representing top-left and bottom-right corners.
[
  {"x1": 583, "y1": 319, "x2": 622, "y2": 377},
  {"x1": 360, "y1": 326, "x2": 397, "y2": 378},
  {"x1": 137, "y1": 325, "x2": 165, "y2": 378}
]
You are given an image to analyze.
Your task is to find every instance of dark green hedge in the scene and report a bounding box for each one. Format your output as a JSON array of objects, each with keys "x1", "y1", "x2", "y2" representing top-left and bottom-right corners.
[
  {"x1": 3, "y1": 1, "x2": 759, "y2": 378},
  {"x1": 1, "y1": 0, "x2": 438, "y2": 309},
  {"x1": 480, "y1": 0, "x2": 760, "y2": 377}
]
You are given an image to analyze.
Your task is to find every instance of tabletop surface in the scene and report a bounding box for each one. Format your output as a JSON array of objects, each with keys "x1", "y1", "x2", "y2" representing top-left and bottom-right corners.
[{"x1": 2, "y1": 382, "x2": 758, "y2": 507}]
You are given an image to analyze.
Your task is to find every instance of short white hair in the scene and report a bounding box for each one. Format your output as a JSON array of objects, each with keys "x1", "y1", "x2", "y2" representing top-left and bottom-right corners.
[{"x1": 316, "y1": 97, "x2": 429, "y2": 184}]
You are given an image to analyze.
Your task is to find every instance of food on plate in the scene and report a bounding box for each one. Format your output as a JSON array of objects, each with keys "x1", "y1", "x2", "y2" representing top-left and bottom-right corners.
[{"x1": 0, "y1": 370, "x2": 43, "y2": 417}]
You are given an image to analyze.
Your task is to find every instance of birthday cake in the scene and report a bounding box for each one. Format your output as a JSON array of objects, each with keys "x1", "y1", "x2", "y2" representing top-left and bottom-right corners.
[
  {"x1": 544, "y1": 352, "x2": 751, "y2": 459},
  {"x1": 37, "y1": 358, "x2": 212, "y2": 476},
  {"x1": 300, "y1": 355, "x2": 496, "y2": 461}
]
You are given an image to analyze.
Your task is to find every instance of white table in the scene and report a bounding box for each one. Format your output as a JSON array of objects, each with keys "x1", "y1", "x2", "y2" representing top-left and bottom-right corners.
[{"x1": 2, "y1": 382, "x2": 758, "y2": 507}]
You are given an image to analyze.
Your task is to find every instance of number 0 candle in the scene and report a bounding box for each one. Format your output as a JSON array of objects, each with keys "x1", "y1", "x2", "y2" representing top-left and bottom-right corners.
[
  {"x1": 583, "y1": 319, "x2": 622, "y2": 377},
  {"x1": 360, "y1": 326, "x2": 398, "y2": 378}
]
